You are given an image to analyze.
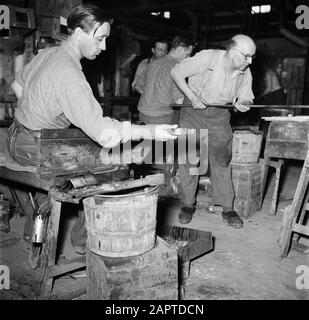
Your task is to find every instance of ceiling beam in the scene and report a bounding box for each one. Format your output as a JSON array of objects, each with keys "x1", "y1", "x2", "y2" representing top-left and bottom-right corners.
[{"x1": 103, "y1": 0, "x2": 217, "y2": 14}]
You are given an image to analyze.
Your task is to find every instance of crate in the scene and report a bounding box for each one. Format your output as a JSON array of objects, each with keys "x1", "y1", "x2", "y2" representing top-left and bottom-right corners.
[
  {"x1": 231, "y1": 162, "x2": 262, "y2": 200},
  {"x1": 233, "y1": 196, "x2": 261, "y2": 218},
  {"x1": 33, "y1": 128, "x2": 128, "y2": 177},
  {"x1": 232, "y1": 162, "x2": 262, "y2": 217},
  {"x1": 86, "y1": 236, "x2": 178, "y2": 300},
  {"x1": 231, "y1": 130, "x2": 263, "y2": 164},
  {"x1": 264, "y1": 121, "x2": 309, "y2": 160}
]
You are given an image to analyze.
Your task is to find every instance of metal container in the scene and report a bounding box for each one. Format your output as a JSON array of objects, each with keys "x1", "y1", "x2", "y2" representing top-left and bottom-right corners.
[
  {"x1": 0, "y1": 194, "x2": 10, "y2": 233},
  {"x1": 32, "y1": 214, "x2": 46, "y2": 243}
]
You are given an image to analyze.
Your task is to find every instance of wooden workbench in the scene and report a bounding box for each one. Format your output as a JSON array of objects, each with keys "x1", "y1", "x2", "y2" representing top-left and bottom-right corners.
[{"x1": 0, "y1": 165, "x2": 86, "y2": 299}]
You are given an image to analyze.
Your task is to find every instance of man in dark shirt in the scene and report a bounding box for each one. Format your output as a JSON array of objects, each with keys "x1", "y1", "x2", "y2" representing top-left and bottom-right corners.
[{"x1": 138, "y1": 36, "x2": 194, "y2": 125}]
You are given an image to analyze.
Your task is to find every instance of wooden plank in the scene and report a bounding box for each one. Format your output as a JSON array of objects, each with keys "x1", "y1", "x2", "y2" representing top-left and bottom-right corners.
[
  {"x1": 270, "y1": 159, "x2": 284, "y2": 215},
  {"x1": 262, "y1": 116, "x2": 309, "y2": 121},
  {"x1": 38, "y1": 197, "x2": 62, "y2": 299},
  {"x1": 37, "y1": 128, "x2": 92, "y2": 140},
  {"x1": 266, "y1": 121, "x2": 309, "y2": 141},
  {"x1": 49, "y1": 256, "x2": 86, "y2": 278},
  {"x1": 72, "y1": 173, "x2": 164, "y2": 199},
  {"x1": 264, "y1": 141, "x2": 308, "y2": 159},
  {"x1": 292, "y1": 223, "x2": 309, "y2": 236},
  {"x1": 0, "y1": 167, "x2": 49, "y2": 191}
]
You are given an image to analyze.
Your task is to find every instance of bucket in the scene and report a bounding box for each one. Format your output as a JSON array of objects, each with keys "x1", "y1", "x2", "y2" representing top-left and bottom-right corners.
[
  {"x1": 83, "y1": 186, "x2": 159, "y2": 257},
  {"x1": 231, "y1": 130, "x2": 263, "y2": 164}
]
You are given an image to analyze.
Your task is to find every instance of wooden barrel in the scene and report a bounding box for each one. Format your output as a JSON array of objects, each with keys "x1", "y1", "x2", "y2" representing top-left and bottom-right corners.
[
  {"x1": 231, "y1": 130, "x2": 263, "y2": 164},
  {"x1": 83, "y1": 186, "x2": 159, "y2": 257}
]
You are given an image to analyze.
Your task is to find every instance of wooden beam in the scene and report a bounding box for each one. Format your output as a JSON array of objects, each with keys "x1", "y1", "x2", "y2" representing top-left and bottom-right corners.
[
  {"x1": 292, "y1": 223, "x2": 309, "y2": 236},
  {"x1": 103, "y1": 0, "x2": 215, "y2": 14}
]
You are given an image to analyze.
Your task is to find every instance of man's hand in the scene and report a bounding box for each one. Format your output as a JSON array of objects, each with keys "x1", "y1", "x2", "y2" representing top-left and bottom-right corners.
[
  {"x1": 154, "y1": 124, "x2": 178, "y2": 141},
  {"x1": 233, "y1": 97, "x2": 250, "y2": 112},
  {"x1": 190, "y1": 93, "x2": 207, "y2": 110}
]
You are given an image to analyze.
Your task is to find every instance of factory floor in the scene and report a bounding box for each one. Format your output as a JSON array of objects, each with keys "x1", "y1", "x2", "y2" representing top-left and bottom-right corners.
[{"x1": 0, "y1": 160, "x2": 308, "y2": 300}]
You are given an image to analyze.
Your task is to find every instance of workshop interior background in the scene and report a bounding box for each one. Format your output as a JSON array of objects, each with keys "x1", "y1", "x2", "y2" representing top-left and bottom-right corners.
[{"x1": 0, "y1": 0, "x2": 309, "y2": 300}]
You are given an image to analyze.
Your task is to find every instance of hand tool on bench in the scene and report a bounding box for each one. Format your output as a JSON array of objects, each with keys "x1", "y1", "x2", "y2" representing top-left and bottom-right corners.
[{"x1": 70, "y1": 173, "x2": 165, "y2": 198}]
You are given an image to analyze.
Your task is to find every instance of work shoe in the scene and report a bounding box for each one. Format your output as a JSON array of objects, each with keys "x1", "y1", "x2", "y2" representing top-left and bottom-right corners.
[
  {"x1": 73, "y1": 245, "x2": 86, "y2": 255},
  {"x1": 222, "y1": 211, "x2": 243, "y2": 229},
  {"x1": 178, "y1": 206, "x2": 195, "y2": 224}
]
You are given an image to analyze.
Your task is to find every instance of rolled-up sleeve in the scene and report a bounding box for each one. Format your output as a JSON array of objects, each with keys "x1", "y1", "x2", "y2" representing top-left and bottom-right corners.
[
  {"x1": 15, "y1": 62, "x2": 31, "y2": 87},
  {"x1": 55, "y1": 70, "x2": 133, "y2": 148},
  {"x1": 237, "y1": 69, "x2": 255, "y2": 104},
  {"x1": 133, "y1": 59, "x2": 147, "y2": 91}
]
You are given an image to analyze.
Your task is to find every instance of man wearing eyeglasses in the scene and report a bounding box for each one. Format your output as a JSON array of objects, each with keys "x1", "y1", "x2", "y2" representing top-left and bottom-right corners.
[{"x1": 171, "y1": 34, "x2": 256, "y2": 228}]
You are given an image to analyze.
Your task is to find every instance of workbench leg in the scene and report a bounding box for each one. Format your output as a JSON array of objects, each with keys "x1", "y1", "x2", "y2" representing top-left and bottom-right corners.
[
  {"x1": 38, "y1": 197, "x2": 62, "y2": 299},
  {"x1": 278, "y1": 205, "x2": 294, "y2": 258},
  {"x1": 270, "y1": 159, "x2": 284, "y2": 215},
  {"x1": 293, "y1": 187, "x2": 309, "y2": 243},
  {"x1": 260, "y1": 157, "x2": 270, "y2": 209}
]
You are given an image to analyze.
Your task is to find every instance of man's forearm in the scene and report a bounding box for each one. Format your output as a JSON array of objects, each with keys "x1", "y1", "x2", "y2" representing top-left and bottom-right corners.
[
  {"x1": 130, "y1": 124, "x2": 155, "y2": 140},
  {"x1": 133, "y1": 80, "x2": 144, "y2": 94},
  {"x1": 11, "y1": 80, "x2": 23, "y2": 99},
  {"x1": 170, "y1": 69, "x2": 194, "y2": 101}
]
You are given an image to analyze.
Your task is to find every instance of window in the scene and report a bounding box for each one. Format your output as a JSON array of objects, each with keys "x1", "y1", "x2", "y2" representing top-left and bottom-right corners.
[
  {"x1": 150, "y1": 11, "x2": 170, "y2": 19},
  {"x1": 251, "y1": 4, "x2": 271, "y2": 14},
  {"x1": 164, "y1": 11, "x2": 170, "y2": 19}
]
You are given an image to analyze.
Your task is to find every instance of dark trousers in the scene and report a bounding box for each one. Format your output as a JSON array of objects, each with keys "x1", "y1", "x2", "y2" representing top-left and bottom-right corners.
[
  {"x1": 6, "y1": 120, "x2": 85, "y2": 247},
  {"x1": 178, "y1": 107, "x2": 235, "y2": 211},
  {"x1": 139, "y1": 111, "x2": 179, "y2": 125},
  {"x1": 138, "y1": 111, "x2": 178, "y2": 179}
]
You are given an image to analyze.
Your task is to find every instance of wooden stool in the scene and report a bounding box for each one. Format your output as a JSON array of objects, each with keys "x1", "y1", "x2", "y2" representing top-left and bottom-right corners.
[
  {"x1": 0, "y1": 168, "x2": 86, "y2": 299},
  {"x1": 278, "y1": 148, "x2": 309, "y2": 258}
]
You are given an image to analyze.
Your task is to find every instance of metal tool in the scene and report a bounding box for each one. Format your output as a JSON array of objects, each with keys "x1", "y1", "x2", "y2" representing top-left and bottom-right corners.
[
  {"x1": 170, "y1": 104, "x2": 309, "y2": 109},
  {"x1": 32, "y1": 214, "x2": 46, "y2": 243},
  {"x1": 70, "y1": 167, "x2": 131, "y2": 189},
  {"x1": 29, "y1": 192, "x2": 50, "y2": 244},
  {"x1": 70, "y1": 173, "x2": 165, "y2": 198}
]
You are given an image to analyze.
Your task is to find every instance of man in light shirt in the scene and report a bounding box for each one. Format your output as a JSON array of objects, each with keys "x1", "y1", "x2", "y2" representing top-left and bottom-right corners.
[
  {"x1": 7, "y1": 3, "x2": 177, "y2": 253},
  {"x1": 171, "y1": 34, "x2": 256, "y2": 228},
  {"x1": 132, "y1": 39, "x2": 168, "y2": 94}
]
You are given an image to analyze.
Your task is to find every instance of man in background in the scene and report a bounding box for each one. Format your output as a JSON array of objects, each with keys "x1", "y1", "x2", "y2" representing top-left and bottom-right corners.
[
  {"x1": 136, "y1": 36, "x2": 194, "y2": 188},
  {"x1": 138, "y1": 36, "x2": 194, "y2": 125},
  {"x1": 132, "y1": 38, "x2": 168, "y2": 94}
]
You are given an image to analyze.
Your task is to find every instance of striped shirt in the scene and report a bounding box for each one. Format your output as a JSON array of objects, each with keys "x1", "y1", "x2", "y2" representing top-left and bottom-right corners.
[
  {"x1": 138, "y1": 55, "x2": 184, "y2": 116},
  {"x1": 14, "y1": 40, "x2": 132, "y2": 148},
  {"x1": 132, "y1": 57, "x2": 152, "y2": 93}
]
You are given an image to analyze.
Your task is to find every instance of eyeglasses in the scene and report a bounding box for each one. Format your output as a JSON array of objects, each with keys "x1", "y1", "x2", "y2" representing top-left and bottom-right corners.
[{"x1": 234, "y1": 48, "x2": 256, "y2": 60}]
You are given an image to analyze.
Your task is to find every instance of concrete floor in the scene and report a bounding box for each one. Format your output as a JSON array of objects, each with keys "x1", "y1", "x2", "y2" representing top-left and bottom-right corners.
[{"x1": 0, "y1": 160, "x2": 308, "y2": 300}]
